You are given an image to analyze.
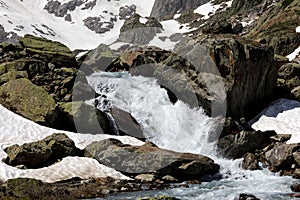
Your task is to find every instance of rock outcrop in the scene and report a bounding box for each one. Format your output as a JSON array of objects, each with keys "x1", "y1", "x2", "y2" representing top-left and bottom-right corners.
[
  {"x1": 84, "y1": 138, "x2": 219, "y2": 181},
  {"x1": 107, "y1": 34, "x2": 279, "y2": 120},
  {"x1": 4, "y1": 133, "x2": 83, "y2": 169},
  {"x1": 150, "y1": 0, "x2": 210, "y2": 21},
  {"x1": 119, "y1": 14, "x2": 162, "y2": 45}
]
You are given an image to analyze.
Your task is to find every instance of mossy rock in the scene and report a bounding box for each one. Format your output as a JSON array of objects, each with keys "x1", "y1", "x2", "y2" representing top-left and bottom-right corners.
[
  {"x1": 0, "y1": 78, "x2": 58, "y2": 126},
  {"x1": 19, "y1": 34, "x2": 77, "y2": 68},
  {"x1": 5, "y1": 178, "x2": 43, "y2": 199}
]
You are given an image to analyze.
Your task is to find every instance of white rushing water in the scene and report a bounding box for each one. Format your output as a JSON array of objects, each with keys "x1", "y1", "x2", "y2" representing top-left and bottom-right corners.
[{"x1": 87, "y1": 72, "x2": 295, "y2": 200}]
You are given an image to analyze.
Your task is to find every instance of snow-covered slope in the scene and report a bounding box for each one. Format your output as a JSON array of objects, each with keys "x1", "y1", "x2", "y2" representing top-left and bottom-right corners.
[{"x1": 0, "y1": 0, "x2": 155, "y2": 50}]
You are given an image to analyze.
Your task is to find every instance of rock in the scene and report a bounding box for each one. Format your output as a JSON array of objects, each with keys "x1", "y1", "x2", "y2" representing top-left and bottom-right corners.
[
  {"x1": 111, "y1": 107, "x2": 145, "y2": 140},
  {"x1": 58, "y1": 101, "x2": 113, "y2": 134},
  {"x1": 119, "y1": 14, "x2": 162, "y2": 45},
  {"x1": 108, "y1": 34, "x2": 279, "y2": 121},
  {"x1": 291, "y1": 183, "x2": 300, "y2": 192},
  {"x1": 242, "y1": 153, "x2": 259, "y2": 170},
  {"x1": 0, "y1": 35, "x2": 79, "y2": 103},
  {"x1": 150, "y1": 0, "x2": 210, "y2": 21},
  {"x1": 0, "y1": 78, "x2": 58, "y2": 126},
  {"x1": 162, "y1": 175, "x2": 179, "y2": 183},
  {"x1": 217, "y1": 131, "x2": 275, "y2": 159},
  {"x1": 138, "y1": 196, "x2": 180, "y2": 200},
  {"x1": 292, "y1": 86, "x2": 300, "y2": 101},
  {"x1": 19, "y1": 34, "x2": 77, "y2": 68},
  {"x1": 278, "y1": 63, "x2": 300, "y2": 100},
  {"x1": 4, "y1": 133, "x2": 83, "y2": 168},
  {"x1": 236, "y1": 193, "x2": 260, "y2": 200},
  {"x1": 135, "y1": 174, "x2": 156, "y2": 182},
  {"x1": 5, "y1": 178, "x2": 44, "y2": 198},
  {"x1": 265, "y1": 143, "x2": 300, "y2": 172},
  {"x1": 84, "y1": 138, "x2": 219, "y2": 181}
]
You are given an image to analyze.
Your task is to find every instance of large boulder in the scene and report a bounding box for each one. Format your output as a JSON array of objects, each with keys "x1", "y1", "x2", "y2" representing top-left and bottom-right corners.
[
  {"x1": 217, "y1": 130, "x2": 275, "y2": 159},
  {"x1": 19, "y1": 34, "x2": 77, "y2": 68},
  {"x1": 4, "y1": 133, "x2": 83, "y2": 168},
  {"x1": 111, "y1": 107, "x2": 145, "y2": 140},
  {"x1": 0, "y1": 35, "x2": 79, "y2": 103},
  {"x1": 265, "y1": 143, "x2": 300, "y2": 172},
  {"x1": 0, "y1": 78, "x2": 58, "y2": 126},
  {"x1": 58, "y1": 101, "x2": 113, "y2": 134},
  {"x1": 84, "y1": 138, "x2": 219, "y2": 181}
]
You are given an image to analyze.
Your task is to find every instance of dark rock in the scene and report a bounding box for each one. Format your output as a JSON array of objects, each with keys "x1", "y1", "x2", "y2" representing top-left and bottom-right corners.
[
  {"x1": 138, "y1": 196, "x2": 180, "y2": 200},
  {"x1": 119, "y1": 14, "x2": 162, "y2": 45},
  {"x1": 1, "y1": 176, "x2": 172, "y2": 200},
  {"x1": 236, "y1": 193, "x2": 260, "y2": 200},
  {"x1": 111, "y1": 107, "x2": 145, "y2": 140},
  {"x1": 65, "y1": 13, "x2": 72, "y2": 22},
  {"x1": 119, "y1": 4, "x2": 136, "y2": 20},
  {"x1": 0, "y1": 78, "x2": 58, "y2": 126},
  {"x1": 278, "y1": 63, "x2": 300, "y2": 101},
  {"x1": 108, "y1": 35, "x2": 279, "y2": 121},
  {"x1": 58, "y1": 101, "x2": 113, "y2": 134},
  {"x1": 84, "y1": 138, "x2": 219, "y2": 181},
  {"x1": 4, "y1": 133, "x2": 83, "y2": 168},
  {"x1": 150, "y1": 0, "x2": 210, "y2": 21},
  {"x1": 265, "y1": 143, "x2": 300, "y2": 172},
  {"x1": 217, "y1": 130, "x2": 275, "y2": 159},
  {"x1": 44, "y1": 0, "x2": 84, "y2": 18},
  {"x1": 291, "y1": 183, "x2": 300, "y2": 192},
  {"x1": 242, "y1": 153, "x2": 259, "y2": 170}
]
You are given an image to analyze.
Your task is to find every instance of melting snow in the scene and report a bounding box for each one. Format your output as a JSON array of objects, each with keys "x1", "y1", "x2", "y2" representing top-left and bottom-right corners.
[
  {"x1": 0, "y1": 104, "x2": 144, "y2": 182},
  {"x1": 252, "y1": 99, "x2": 300, "y2": 144}
]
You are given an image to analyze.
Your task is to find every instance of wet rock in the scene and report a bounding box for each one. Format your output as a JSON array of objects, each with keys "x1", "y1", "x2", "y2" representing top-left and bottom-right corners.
[
  {"x1": 291, "y1": 183, "x2": 300, "y2": 192},
  {"x1": 4, "y1": 133, "x2": 83, "y2": 168},
  {"x1": 265, "y1": 143, "x2": 300, "y2": 172},
  {"x1": 108, "y1": 34, "x2": 278, "y2": 121},
  {"x1": 236, "y1": 193, "x2": 260, "y2": 200},
  {"x1": 58, "y1": 101, "x2": 113, "y2": 134},
  {"x1": 217, "y1": 131, "x2": 275, "y2": 159},
  {"x1": 111, "y1": 107, "x2": 145, "y2": 140},
  {"x1": 138, "y1": 196, "x2": 180, "y2": 200},
  {"x1": 84, "y1": 138, "x2": 219, "y2": 181},
  {"x1": 242, "y1": 153, "x2": 259, "y2": 170},
  {"x1": 0, "y1": 78, "x2": 58, "y2": 126}
]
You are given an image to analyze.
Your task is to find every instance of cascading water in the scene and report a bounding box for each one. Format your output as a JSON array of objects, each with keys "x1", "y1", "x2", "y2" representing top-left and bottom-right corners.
[{"x1": 87, "y1": 72, "x2": 295, "y2": 200}]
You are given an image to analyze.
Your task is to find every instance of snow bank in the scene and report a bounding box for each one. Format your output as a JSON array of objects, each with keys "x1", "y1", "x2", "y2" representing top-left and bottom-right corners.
[
  {"x1": 251, "y1": 99, "x2": 300, "y2": 144},
  {"x1": 0, "y1": 104, "x2": 144, "y2": 182}
]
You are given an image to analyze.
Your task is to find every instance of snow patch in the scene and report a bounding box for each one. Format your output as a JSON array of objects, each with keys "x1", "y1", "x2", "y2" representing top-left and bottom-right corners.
[
  {"x1": 194, "y1": 0, "x2": 232, "y2": 20},
  {"x1": 296, "y1": 26, "x2": 300, "y2": 33},
  {"x1": 139, "y1": 17, "x2": 147, "y2": 24},
  {"x1": 0, "y1": 104, "x2": 144, "y2": 182},
  {"x1": 252, "y1": 99, "x2": 300, "y2": 144}
]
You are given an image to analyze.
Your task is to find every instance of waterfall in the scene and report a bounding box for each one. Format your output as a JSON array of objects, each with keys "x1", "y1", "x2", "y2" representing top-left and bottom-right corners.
[{"x1": 87, "y1": 72, "x2": 294, "y2": 200}]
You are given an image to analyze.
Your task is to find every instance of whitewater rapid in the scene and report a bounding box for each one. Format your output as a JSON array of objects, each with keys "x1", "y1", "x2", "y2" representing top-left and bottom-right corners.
[{"x1": 87, "y1": 72, "x2": 295, "y2": 199}]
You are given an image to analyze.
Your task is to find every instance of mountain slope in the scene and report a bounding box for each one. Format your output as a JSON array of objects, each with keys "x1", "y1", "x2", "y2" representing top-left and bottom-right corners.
[{"x1": 0, "y1": 0, "x2": 155, "y2": 50}]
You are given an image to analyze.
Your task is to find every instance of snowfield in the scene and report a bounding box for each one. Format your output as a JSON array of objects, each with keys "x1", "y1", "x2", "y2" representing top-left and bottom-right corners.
[{"x1": 0, "y1": 0, "x2": 155, "y2": 50}]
